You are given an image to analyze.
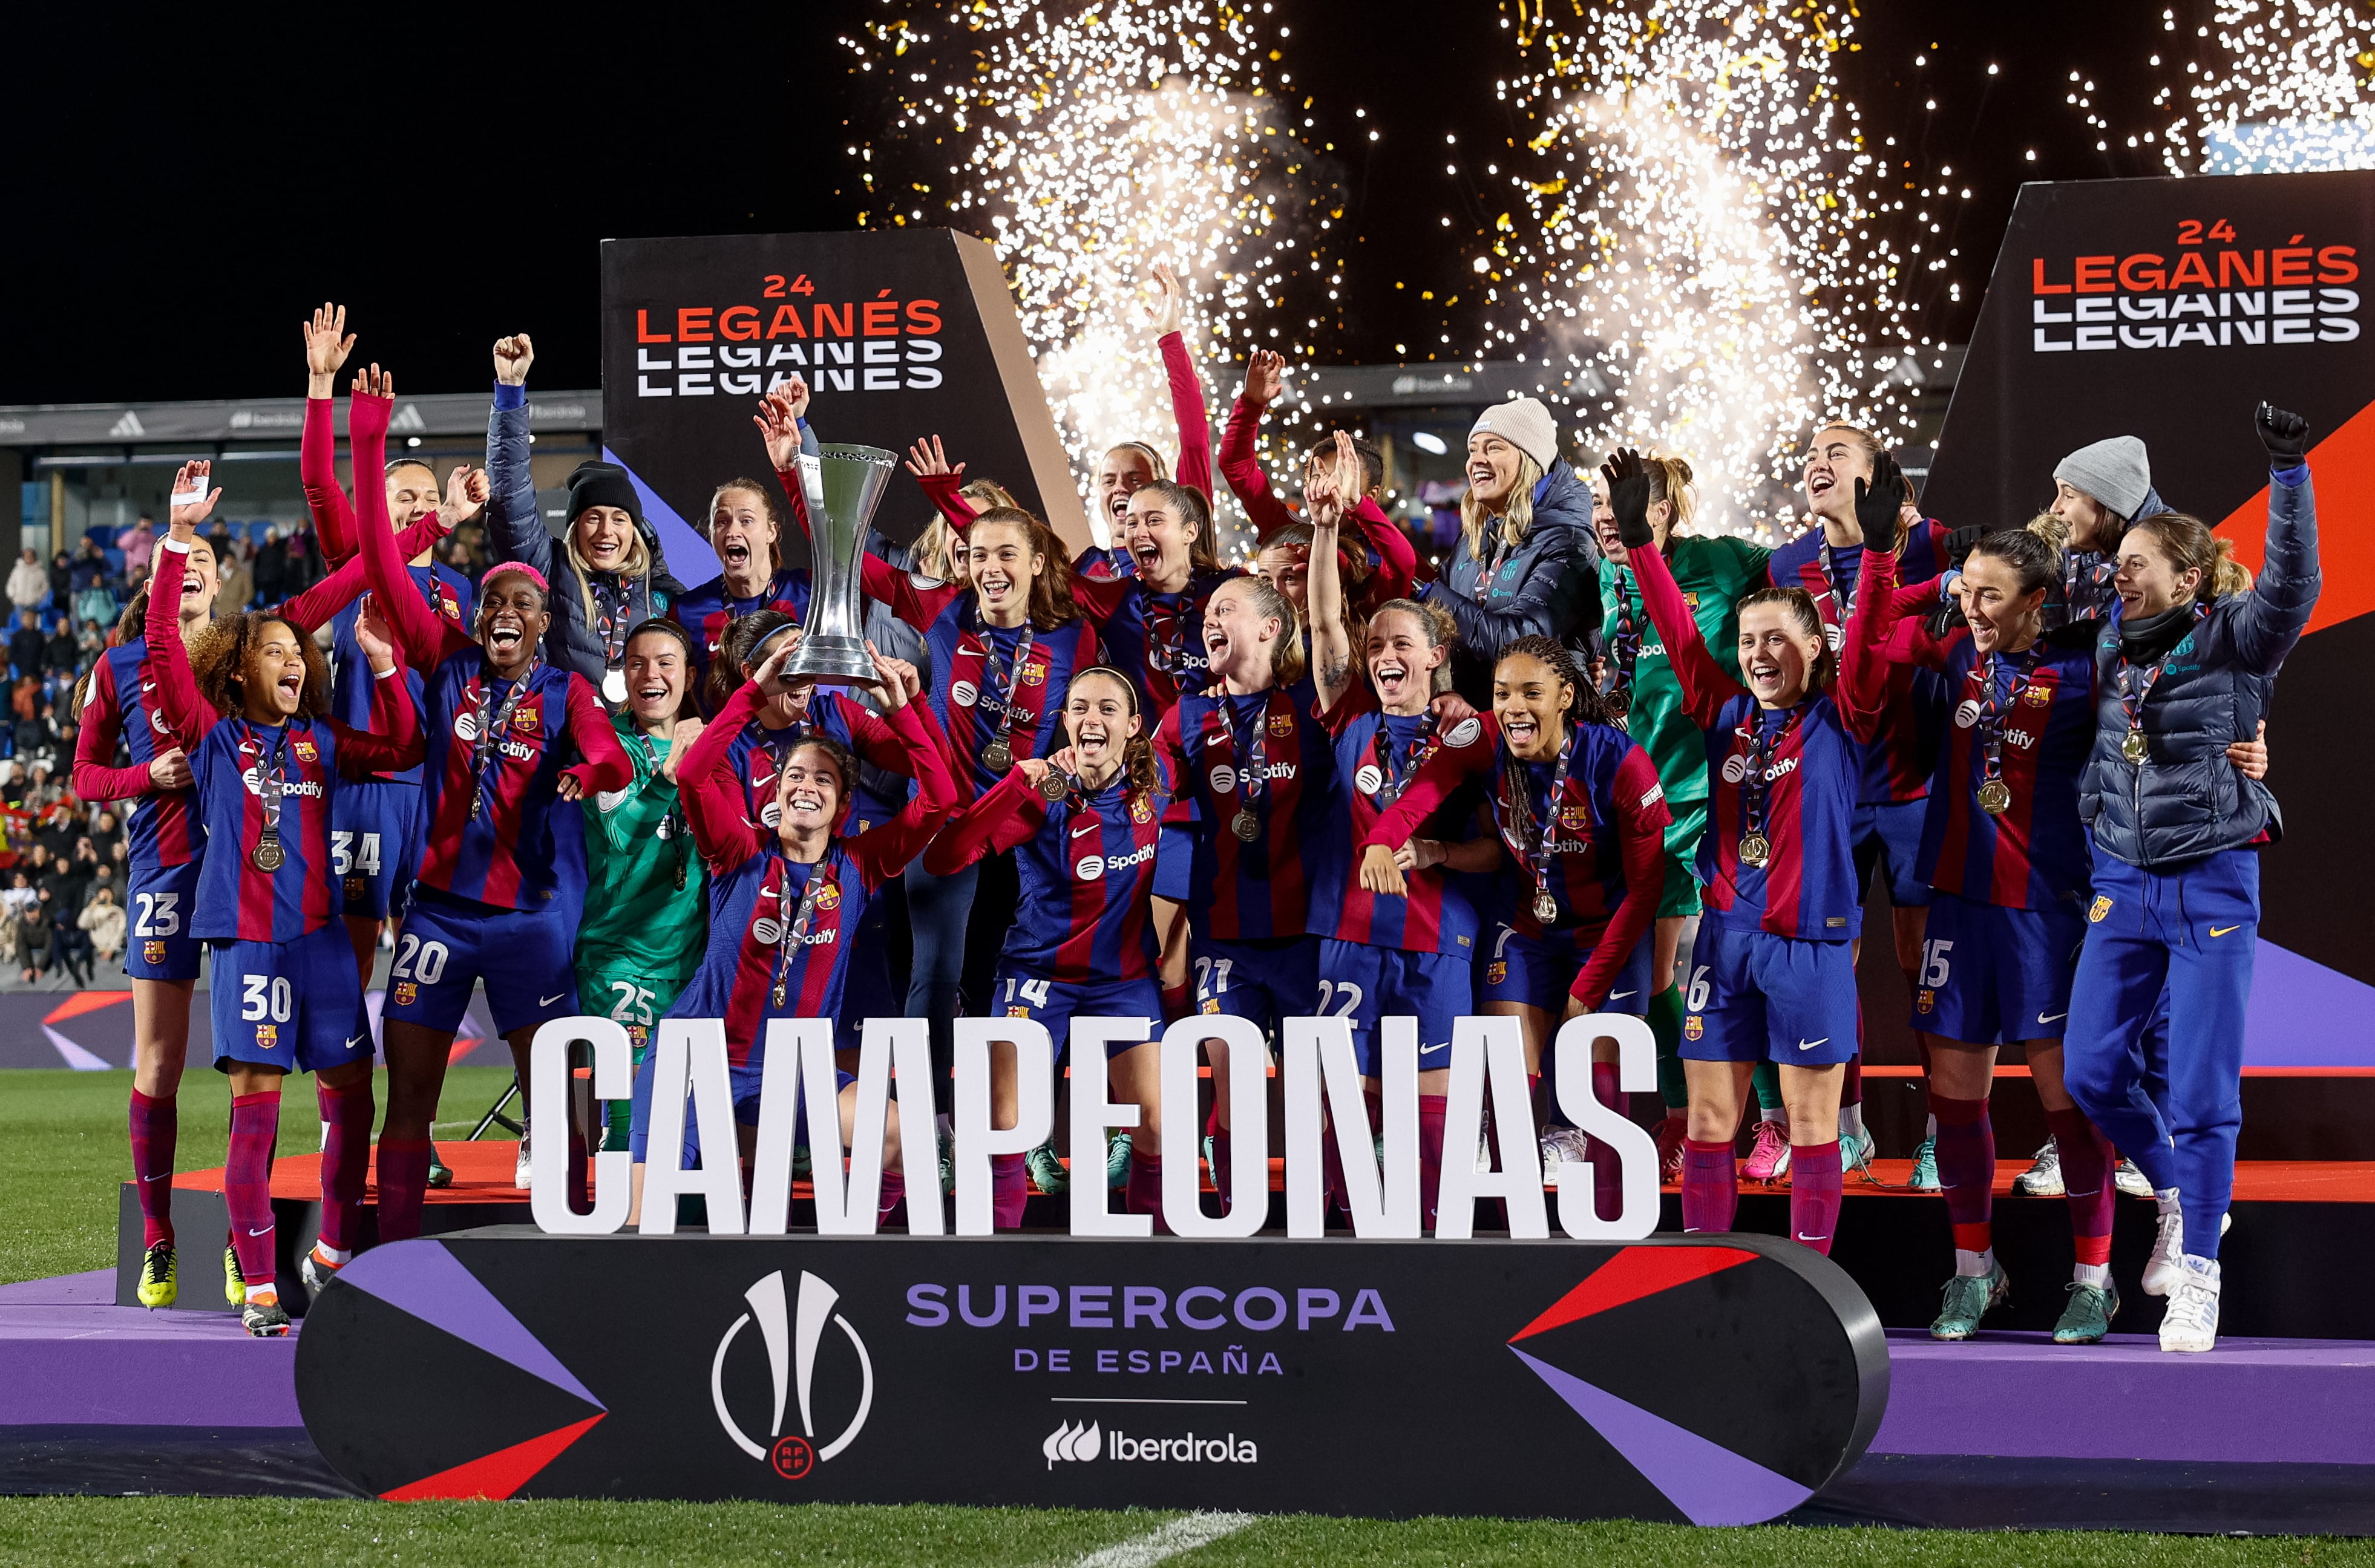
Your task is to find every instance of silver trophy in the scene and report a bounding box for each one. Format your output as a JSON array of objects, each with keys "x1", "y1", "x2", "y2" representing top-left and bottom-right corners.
[{"x1": 783, "y1": 443, "x2": 899, "y2": 682}]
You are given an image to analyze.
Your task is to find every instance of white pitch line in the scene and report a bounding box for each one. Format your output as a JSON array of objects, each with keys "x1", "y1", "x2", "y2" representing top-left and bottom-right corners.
[{"x1": 1070, "y1": 1512, "x2": 1257, "y2": 1568}]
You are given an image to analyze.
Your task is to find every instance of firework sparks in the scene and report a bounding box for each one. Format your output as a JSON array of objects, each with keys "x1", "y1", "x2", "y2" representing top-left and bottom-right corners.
[
  {"x1": 2150, "y1": 1, "x2": 2375, "y2": 173},
  {"x1": 1471, "y1": 0, "x2": 1926, "y2": 539},
  {"x1": 844, "y1": 1, "x2": 1342, "y2": 547}
]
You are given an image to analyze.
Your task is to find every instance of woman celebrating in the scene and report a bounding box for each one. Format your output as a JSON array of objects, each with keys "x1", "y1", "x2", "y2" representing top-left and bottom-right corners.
[
  {"x1": 2064, "y1": 404, "x2": 2319, "y2": 1354},
  {"x1": 1226, "y1": 350, "x2": 1418, "y2": 613},
  {"x1": 1613, "y1": 449, "x2": 1887, "y2": 1255},
  {"x1": 485, "y1": 333, "x2": 678, "y2": 699},
  {"x1": 1151, "y1": 575, "x2": 1334, "y2": 1201},
  {"x1": 1590, "y1": 455, "x2": 1772, "y2": 1177},
  {"x1": 672, "y1": 378, "x2": 817, "y2": 699},
  {"x1": 145, "y1": 463, "x2": 422, "y2": 1335},
  {"x1": 1418, "y1": 397, "x2": 1600, "y2": 702},
  {"x1": 350, "y1": 382, "x2": 635, "y2": 1222},
  {"x1": 1853, "y1": 527, "x2": 2124, "y2": 1343},
  {"x1": 576, "y1": 618, "x2": 709, "y2": 1154},
  {"x1": 922, "y1": 667, "x2": 1167, "y2": 1226},
  {"x1": 629, "y1": 638, "x2": 953, "y2": 1217}
]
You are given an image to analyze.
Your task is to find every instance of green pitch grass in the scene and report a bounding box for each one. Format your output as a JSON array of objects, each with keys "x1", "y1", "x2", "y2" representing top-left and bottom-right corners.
[
  {"x1": 0, "y1": 1065, "x2": 519, "y2": 1285},
  {"x1": 0, "y1": 1500, "x2": 2364, "y2": 1567}
]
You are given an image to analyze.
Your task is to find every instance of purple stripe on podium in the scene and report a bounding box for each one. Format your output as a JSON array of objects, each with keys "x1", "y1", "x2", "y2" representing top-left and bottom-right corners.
[
  {"x1": 1509, "y1": 1346, "x2": 1813, "y2": 1524},
  {"x1": 2245, "y1": 940, "x2": 2375, "y2": 1067},
  {"x1": 339, "y1": 1241, "x2": 603, "y2": 1410}
]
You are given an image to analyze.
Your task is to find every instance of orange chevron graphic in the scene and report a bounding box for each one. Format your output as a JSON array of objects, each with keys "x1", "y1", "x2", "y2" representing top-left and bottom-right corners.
[{"x1": 2215, "y1": 396, "x2": 2375, "y2": 635}]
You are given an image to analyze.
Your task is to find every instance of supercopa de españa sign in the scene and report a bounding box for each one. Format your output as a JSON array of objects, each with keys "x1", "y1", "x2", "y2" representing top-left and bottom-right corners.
[
  {"x1": 514, "y1": 1011, "x2": 1667, "y2": 1241},
  {"x1": 292, "y1": 1012, "x2": 1889, "y2": 1521}
]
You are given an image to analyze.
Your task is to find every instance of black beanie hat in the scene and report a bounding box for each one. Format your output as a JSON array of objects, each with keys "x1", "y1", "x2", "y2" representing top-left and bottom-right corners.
[{"x1": 566, "y1": 462, "x2": 644, "y2": 532}]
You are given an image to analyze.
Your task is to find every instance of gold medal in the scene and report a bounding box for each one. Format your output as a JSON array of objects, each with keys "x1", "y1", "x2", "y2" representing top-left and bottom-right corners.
[
  {"x1": 1977, "y1": 778, "x2": 2012, "y2": 815},
  {"x1": 1037, "y1": 768, "x2": 1070, "y2": 803},
  {"x1": 1737, "y1": 833, "x2": 1770, "y2": 868},
  {"x1": 601, "y1": 667, "x2": 628, "y2": 705},
  {"x1": 251, "y1": 834, "x2": 286, "y2": 874},
  {"x1": 2121, "y1": 728, "x2": 2149, "y2": 764},
  {"x1": 983, "y1": 737, "x2": 1013, "y2": 772},
  {"x1": 1231, "y1": 809, "x2": 1261, "y2": 842},
  {"x1": 1533, "y1": 891, "x2": 1559, "y2": 923}
]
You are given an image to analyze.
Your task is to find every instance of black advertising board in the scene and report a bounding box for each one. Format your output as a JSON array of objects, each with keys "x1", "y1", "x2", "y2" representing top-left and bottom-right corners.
[
  {"x1": 296, "y1": 1230, "x2": 1885, "y2": 1523},
  {"x1": 1919, "y1": 171, "x2": 2375, "y2": 1006},
  {"x1": 598, "y1": 230, "x2": 1087, "y2": 580}
]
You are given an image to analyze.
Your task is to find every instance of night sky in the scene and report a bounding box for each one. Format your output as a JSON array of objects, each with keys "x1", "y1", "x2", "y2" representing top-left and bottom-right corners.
[{"x1": 1, "y1": 2, "x2": 2225, "y2": 405}]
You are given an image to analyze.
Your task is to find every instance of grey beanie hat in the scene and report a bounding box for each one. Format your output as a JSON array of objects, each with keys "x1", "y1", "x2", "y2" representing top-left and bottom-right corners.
[
  {"x1": 2054, "y1": 436, "x2": 2153, "y2": 522},
  {"x1": 1470, "y1": 396, "x2": 1561, "y2": 472}
]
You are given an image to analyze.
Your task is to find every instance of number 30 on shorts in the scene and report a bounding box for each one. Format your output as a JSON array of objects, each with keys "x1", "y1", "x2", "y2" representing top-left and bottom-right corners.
[
  {"x1": 241, "y1": 974, "x2": 292, "y2": 1022},
  {"x1": 392, "y1": 934, "x2": 450, "y2": 987}
]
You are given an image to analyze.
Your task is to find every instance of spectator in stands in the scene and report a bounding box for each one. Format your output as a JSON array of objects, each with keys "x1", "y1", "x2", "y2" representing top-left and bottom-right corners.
[
  {"x1": 283, "y1": 521, "x2": 323, "y2": 592},
  {"x1": 7, "y1": 550, "x2": 45, "y2": 615},
  {"x1": 441, "y1": 536, "x2": 479, "y2": 584},
  {"x1": 252, "y1": 526, "x2": 288, "y2": 603},
  {"x1": 0, "y1": 869, "x2": 31, "y2": 921},
  {"x1": 42, "y1": 616, "x2": 77, "y2": 679},
  {"x1": 119, "y1": 517, "x2": 156, "y2": 580},
  {"x1": 212, "y1": 544, "x2": 254, "y2": 618},
  {"x1": 79, "y1": 884, "x2": 124, "y2": 965},
  {"x1": 47, "y1": 884, "x2": 88, "y2": 985},
  {"x1": 76, "y1": 619, "x2": 103, "y2": 668},
  {"x1": 46, "y1": 552, "x2": 71, "y2": 609},
  {"x1": 16, "y1": 893, "x2": 51, "y2": 983},
  {"x1": 8, "y1": 612, "x2": 44, "y2": 681},
  {"x1": 69, "y1": 537, "x2": 114, "y2": 627}
]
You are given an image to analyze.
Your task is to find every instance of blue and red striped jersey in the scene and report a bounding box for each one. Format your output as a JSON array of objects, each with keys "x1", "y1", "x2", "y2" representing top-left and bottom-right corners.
[
  {"x1": 77, "y1": 641, "x2": 198, "y2": 872},
  {"x1": 925, "y1": 765, "x2": 1166, "y2": 982},
  {"x1": 1858, "y1": 573, "x2": 2098, "y2": 910},
  {"x1": 724, "y1": 690, "x2": 915, "y2": 836},
  {"x1": 1153, "y1": 676, "x2": 1334, "y2": 941},
  {"x1": 329, "y1": 561, "x2": 471, "y2": 785},
  {"x1": 923, "y1": 609, "x2": 1098, "y2": 799},
  {"x1": 1767, "y1": 518, "x2": 1950, "y2": 805},
  {"x1": 1633, "y1": 528, "x2": 1890, "y2": 942},
  {"x1": 1311, "y1": 688, "x2": 1492, "y2": 957},
  {"x1": 1074, "y1": 567, "x2": 1239, "y2": 719},
  {"x1": 413, "y1": 655, "x2": 629, "y2": 913},
  {"x1": 669, "y1": 567, "x2": 812, "y2": 702},
  {"x1": 670, "y1": 684, "x2": 957, "y2": 1063}
]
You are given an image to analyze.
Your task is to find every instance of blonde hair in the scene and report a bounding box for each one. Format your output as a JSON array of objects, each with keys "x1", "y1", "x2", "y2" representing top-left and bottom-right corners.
[
  {"x1": 1643, "y1": 455, "x2": 1697, "y2": 536},
  {"x1": 565, "y1": 518, "x2": 655, "y2": 627},
  {"x1": 1459, "y1": 449, "x2": 1545, "y2": 560},
  {"x1": 1220, "y1": 575, "x2": 1308, "y2": 687},
  {"x1": 1366, "y1": 596, "x2": 1459, "y2": 696},
  {"x1": 2023, "y1": 509, "x2": 2072, "y2": 553},
  {"x1": 2211, "y1": 538, "x2": 2254, "y2": 598}
]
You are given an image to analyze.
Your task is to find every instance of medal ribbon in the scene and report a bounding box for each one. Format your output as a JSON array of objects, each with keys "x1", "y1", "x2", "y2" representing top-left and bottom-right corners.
[
  {"x1": 631, "y1": 728, "x2": 689, "y2": 889},
  {"x1": 773, "y1": 853, "x2": 834, "y2": 1005},
  {"x1": 1370, "y1": 713, "x2": 1440, "y2": 809},
  {"x1": 1144, "y1": 593, "x2": 1186, "y2": 677},
  {"x1": 1974, "y1": 645, "x2": 2043, "y2": 801},
  {"x1": 590, "y1": 575, "x2": 631, "y2": 673},
  {"x1": 1813, "y1": 538, "x2": 1858, "y2": 645},
  {"x1": 1735, "y1": 702, "x2": 1808, "y2": 855},
  {"x1": 1497, "y1": 727, "x2": 1577, "y2": 921},
  {"x1": 471, "y1": 668, "x2": 537, "y2": 817},
  {"x1": 1201, "y1": 689, "x2": 1291, "y2": 872},
  {"x1": 250, "y1": 722, "x2": 290, "y2": 843},
  {"x1": 2114, "y1": 604, "x2": 2207, "y2": 755},
  {"x1": 975, "y1": 616, "x2": 1036, "y2": 759},
  {"x1": 1608, "y1": 571, "x2": 1643, "y2": 703}
]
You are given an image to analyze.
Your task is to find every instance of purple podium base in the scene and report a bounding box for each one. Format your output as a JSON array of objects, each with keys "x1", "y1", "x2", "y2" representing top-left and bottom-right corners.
[{"x1": 4, "y1": 1268, "x2": 2372, "y2": 1528}]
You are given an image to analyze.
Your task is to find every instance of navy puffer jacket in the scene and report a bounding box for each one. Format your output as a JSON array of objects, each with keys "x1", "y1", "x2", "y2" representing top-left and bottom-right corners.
[
  {"x1": 1421, "y1": 457, "x2": 1604, "y2": 701},
  {"x1": 2080, "y1": 467, "x2": 2318, "y2": 870}
]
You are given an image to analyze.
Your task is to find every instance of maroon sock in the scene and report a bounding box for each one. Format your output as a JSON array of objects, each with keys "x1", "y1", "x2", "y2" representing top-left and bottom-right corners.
[
  {"x1": 1841, "y1": 1051, "x2": 1863, "y2": 1114},
  {"x1": 1125, "y1": 1150, "x2": 1169, "y2": 1235},
  {"x1": 1417, "y1": 1094, "x2": 1447, "y2": 1232},
  {"x1": 877, "y1": 1170, "x2": 907, "y2": 1228},
  {"x1": 1319, "y1": 1117, "x2": 1347, "y2": 1218},
  {"x1": 1161, "y1": 982, "x2": 1190, "y2": 1023},
  {"x1": 226, "y1": 1091, "x2": 280, "y2": 1287},
  {"x1": 1211, "y1": 1128, "x2": 1233, "y2": 1204},
  {"x1": 1680, "y1": 1137, "x2": 1738, "y2": 1233},
  {"x1": 990, "y1": 1151, "x2": 1029, "y2": 1229},
  {"x1": 376, "y1": 1136, "x2": 433, "y2": 1244},
  {"x1": 1789, "y1": 1138, "x2": 1844, "y2": 1255},
  {"x1": 1528, "y1": 1071, "x2": 1548, "y2": 1133},
  {"x1": 1587, "y1": 1062, "x2": 1628, "y2": 1222},
  {"x1": 1930, "y1": 1093, "x2": 1994, "y2": 1256},
  {"x1": 128, "y1": 1088, "x2": 178, "y2": 1249},
  {"x1": 2048, "y1": 1106, "x2": 2117, "y2": 1267},
  {"x1": 315, "y1": 1080, "x2": 375, "y2": 1255}
]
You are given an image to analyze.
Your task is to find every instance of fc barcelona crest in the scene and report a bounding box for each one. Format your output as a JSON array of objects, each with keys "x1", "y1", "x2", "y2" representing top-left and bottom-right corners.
[
  {"x1": 2089, "y1": 895, "x2": 2114, "y2": 924},
  {"x1": 1916, "y1": 988, "x2": 1935, "y2": 1014},
  {"x1": 1683, "y1": 1015, "x2": 1705, "y2": 1040},
  {"x1": 1267, "y1": 712, "x2": 1294, "y2": 737}
]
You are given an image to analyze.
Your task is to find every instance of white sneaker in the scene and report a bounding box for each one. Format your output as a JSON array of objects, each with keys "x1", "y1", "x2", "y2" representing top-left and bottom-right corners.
[
  {"x1": 1475, "y1": 1135, "x2": 1495, "y2": 1174},
  {"x1": 2141, "y1": 1198, "x2": 2185, "y2": 1296},
  {"x1": 2158, "y1": 1254, "x2": 2221, "y2": 1353},
  {"x1": 2011, "y1": 1138, "x2": 2063, "y2": 1197},
  {"x1": 2114, "y1": 1158, "x2": 2153, "y2": 1199},
  {"x1": 1539, "y1": 1125, "x2": 1590, "y2": 1175},
  {"x1": 515, "y1": 1130, "x2": 533, "y2": 1191}
]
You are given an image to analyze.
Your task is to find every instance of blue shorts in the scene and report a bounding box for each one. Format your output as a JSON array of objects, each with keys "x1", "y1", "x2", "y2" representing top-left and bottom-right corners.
[
  {"x1": 1478, "y1": 922, "x2": 1654, "y2": 1016},
  {"x1": 381, "y1": 890, "x2": 580, "y2": 1037},
  {"x1": 1915, "y1": 890, "x2": 2086, "y2": 1045},
  {"x1": 1853, "y1": 798, "x2": 1933, "y2": 909},
  {"x1": 627, "y1": 1047, "x2": 853, "y2": 1163},
  {"x1": 1152, "y1": 823, "x2": 1194, "y2": 903},
  {"x1": 208, "y1": 926, "x2": 372, "y2": 1074},
  {"x1": 837, "y1": 881, "x2": 901, "y2": 1049},
  {"x1": 994, "y1": 968, "x2": 1164, "y2": 1060},
  {"x1": 1317, "y1": 937, "x2": 1469, "y2": 1073},
  {"x1": 1680, "y1": 923, "x2": 1859, "y2": 1065},
  {"x1": 329, "y1": 776, "x2": 423, "y2": 921},
  {"x1": 1192, "y1": 935, "x2": 1319, "y2": 1035},
  {"x1": 124, "y1": 860, "x2": 203, "y2": 982}
]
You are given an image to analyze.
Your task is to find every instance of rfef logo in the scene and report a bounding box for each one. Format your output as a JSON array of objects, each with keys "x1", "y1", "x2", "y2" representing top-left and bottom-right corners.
[{"x1": 712, "y1": 1269, "x2": 874, "y2": 1478}]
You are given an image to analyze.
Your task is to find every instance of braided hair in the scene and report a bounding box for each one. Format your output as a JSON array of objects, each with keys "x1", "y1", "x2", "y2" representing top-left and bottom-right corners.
[{"x1": 1496, "y1": 633, "x2": 1615, "y2": 728}]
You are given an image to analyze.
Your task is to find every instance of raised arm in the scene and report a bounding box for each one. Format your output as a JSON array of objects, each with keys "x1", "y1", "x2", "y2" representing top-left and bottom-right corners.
[
  {"x1": 1614, "y1": 454, "x2": 1738, "y2": 730},
  {"x1": 328, "y1": 601, "x2": 424, "y2": 778},
  {"x1": 301, "y1": 303, "x2": 361, "y2": 563},
  {"x1": 1834, "y1": 467, "x2": 1905, "y2": 743},
  {"x1": 70, "y1": 653, "x2": 159, "y2": 804},
  {"x1": 919, "y1": 762, "x2": 1042, "y2": 875},
  {"x1": 483, "y1": 333, "x2": 551, "y2": 579},
  {"x1": 2232, "y1": 403, "x2": 2322, "y2": 674},
  {"x1": 559, "y1": 676, "x2": 635, "y2": 799},
  {"x1": 1306, "y1": 433, "x2": 1360, "y2": 714},
  {"x1": 755, "y1": 378, "x2": 818, "y2": 543},
  {"x1": 1218, "y1": 351, "x2": 1299, "y2": 541},
  {"x1": 856, "y1": 546, "x2": 965, "y2": 630},
  {"x1": 278, "y1": 505, "x2": 454, "y2": 639},
  {"x1": 1148, "y1": 265, "x2": 1212, "y2": 498},
  {"x1": 848, "y1": 657, "x2": 960, "y2": 881},
  {"x1": 904, "y1": 436, "x2": 980, "y2": 534},
  {"x1": 1349, "y1": 495, "x2": 1419, "y2": 603},
  {"x1": 145, "y1": 465, "x2": 223, "y2": 747},
  {"x1": 681, "y1": 679, "x2": 768, "y2": 869},
  {"x1": 353, "y1": 387, "x2": 473, "y2": 665},
  {"x1": 1570, "y1": 747, "x2": 1671, "y2": 1009}
]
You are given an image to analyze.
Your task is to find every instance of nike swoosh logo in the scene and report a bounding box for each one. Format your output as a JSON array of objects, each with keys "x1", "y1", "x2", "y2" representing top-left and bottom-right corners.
[
  {"x1": 1608, "y1": 990, "x2": 1637, "y2": 1000},
  {"x1": 539, "y1": 993, "x2": 568, "y2": 1007},
  {"x1": 1795, "y1": 1233, "x2": 1828, "y2": 1243},
  {"x1": 1072, "y1": 822, "x2": 1102, "y2": 838},
  {"x1": 246, "y1": 1226, "x2": 273, "y2": 1237},
  {"x1": 1798, "y1": 1037, "x2": 1828, "y2": 1051},
  {"x1": 142, "y1": 1172, "x2": 169, "y2": 1182},
  {"x1": 2209, "y1": 925, "x2": 2241, "y2": 938},
  {"x1": 2037, "y1": 1011, "x2": 2068, "y2": 1024},
  {"x1": 344, "y1": 1036, "x2": 365, "y2": 1051}
]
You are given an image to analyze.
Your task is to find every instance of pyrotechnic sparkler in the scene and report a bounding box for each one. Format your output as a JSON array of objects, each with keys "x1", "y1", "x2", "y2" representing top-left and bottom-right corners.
[
  {"x1": 1473, "y1": 1, "x2": 1927, "y2": 539},
  {"x1": 844, "y1": 1, "x2": 1343, "y2": 545},
  {"x1": 2151, "y1": 1, "x2": 2375, "y2": 173}
]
